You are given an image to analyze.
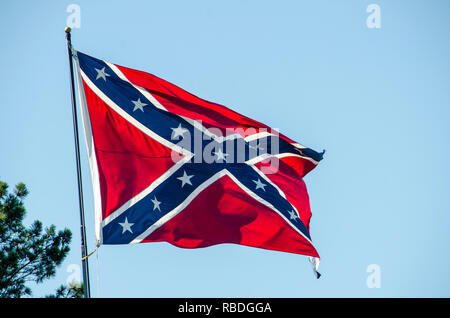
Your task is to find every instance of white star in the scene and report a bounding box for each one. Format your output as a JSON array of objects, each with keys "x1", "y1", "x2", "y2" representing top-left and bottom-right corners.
[
  {"x1": 132, "y1": 98, "x2": 148, "y2": 112},
  {"x1": 253, "y1": 178, "x2": 267, "y2": 191},
  {"x1": 214, "y1": 149, "x2": 229, "y2": 162},
  {"x1": 288, "y1": 210, "x2": 300, "y2": 221},
  {"x1": 171, "y1": 124, "x2": 188, "y2": 139},
  {"x1": 177, "y1": 170, "x2": 194, "y2": 187},
  {"x1": 95, "y1": 67, "x2": 110, "y2": 81},
  {"x1": 151, "y1": 196, "x2": 162, "y2": 212},
  {"x1": 118, "y1": 217, "x2": 134, "y2": 234}
]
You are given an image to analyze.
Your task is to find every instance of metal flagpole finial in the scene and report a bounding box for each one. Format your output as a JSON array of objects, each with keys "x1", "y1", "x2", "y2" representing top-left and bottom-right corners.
[
  {"x1": 65, "y1": 27, "x2": 72, "y2": 45},
  {"x1": 65, "y1": 27, "x2": 74, "y2": 56}
]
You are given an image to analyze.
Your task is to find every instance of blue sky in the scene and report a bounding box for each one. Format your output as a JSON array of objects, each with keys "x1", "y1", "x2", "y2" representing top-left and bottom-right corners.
[{"x1": 1, "y1": 0, "x2": 449, "y2": 297}]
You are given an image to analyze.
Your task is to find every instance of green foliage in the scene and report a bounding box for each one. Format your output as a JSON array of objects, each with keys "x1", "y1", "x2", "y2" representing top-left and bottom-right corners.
[
  {"x1": 0, "y1": 180, "x2": 73, "y2": 298},
  {"x1": 46, "y1": 282, "x2": 84, "y2": 298}
]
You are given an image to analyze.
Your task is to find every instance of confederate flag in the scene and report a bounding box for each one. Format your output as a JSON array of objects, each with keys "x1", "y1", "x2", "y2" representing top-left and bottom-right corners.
[{"x1": 72, "y1": 49, "x2": 324, "y2": 277}]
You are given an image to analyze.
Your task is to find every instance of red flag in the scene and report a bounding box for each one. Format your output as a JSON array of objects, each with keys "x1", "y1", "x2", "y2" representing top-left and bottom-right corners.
[{"x1": 73, "y1": 50, "x2": 324, "y2": 277}]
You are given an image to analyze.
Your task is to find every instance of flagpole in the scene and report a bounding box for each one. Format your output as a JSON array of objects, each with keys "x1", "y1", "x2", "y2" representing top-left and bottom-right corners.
[{"x1": 65, "y1": 26, "x2": 91, "y2": 298}]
